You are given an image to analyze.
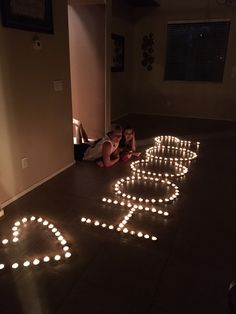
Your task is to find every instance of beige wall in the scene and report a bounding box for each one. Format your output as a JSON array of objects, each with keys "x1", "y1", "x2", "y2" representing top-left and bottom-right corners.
[
  {"x1": 132, "y1": 0, "x2": 236, "y2": 120},
  {"x1": 68, "y1": 2, "x2": 106, "y2": 139},
  {"x1": 111, "y1": 1, "x2": 134, "y2": 120},
  {"x1": 0, "y1": 0, "x2": 73, "y2": 205}
]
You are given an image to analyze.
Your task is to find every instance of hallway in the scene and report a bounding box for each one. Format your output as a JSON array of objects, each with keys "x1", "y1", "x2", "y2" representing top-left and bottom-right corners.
[{"x1": 0, "y1": 114, "x2": 236, "y2": 314}]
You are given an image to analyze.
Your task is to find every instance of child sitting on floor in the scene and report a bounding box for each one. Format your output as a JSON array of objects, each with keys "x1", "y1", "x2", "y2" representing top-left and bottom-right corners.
[{"x1": 119, "y1": 125, "x2": 141, "y2": 162}]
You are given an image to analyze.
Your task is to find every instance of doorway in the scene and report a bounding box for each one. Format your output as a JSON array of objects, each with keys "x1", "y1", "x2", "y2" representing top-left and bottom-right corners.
[{"x1": 68, "y1": 1, "x2": 111, "y2": 144}]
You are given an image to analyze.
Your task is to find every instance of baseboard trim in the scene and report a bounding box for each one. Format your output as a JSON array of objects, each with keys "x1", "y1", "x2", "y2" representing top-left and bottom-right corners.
[
  {"x1": 2, "y1": 161, "x2": 75, "y2": 209},
  {"x1": 112, "y1": 111, "x2": 236, "y2": 122},
  {"x1": 130, "y1": 111, "x2": 236, "y2": 122}
]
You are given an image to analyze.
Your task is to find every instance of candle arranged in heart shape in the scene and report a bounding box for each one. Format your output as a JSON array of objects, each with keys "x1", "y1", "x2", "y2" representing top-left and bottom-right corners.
[
  {"x1": 81, "y1": 135, "x2": 200, "y2": 241},
  {"x1": 0, "y1": 216, "x2": 71, "y2": 271}
]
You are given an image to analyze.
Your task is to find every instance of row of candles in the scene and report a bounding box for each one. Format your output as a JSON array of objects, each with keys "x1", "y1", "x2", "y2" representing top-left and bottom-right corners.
[
  {"x1": 153, "y1": 135, "x2": 199, "y2": 160},
  {"x1": 101, "y1": 197, "x2": 169, "y2": 216},
  {"x1": 113, "y1": 176, "x2": 179, "y2": 204},
  {"x1": 130, "y1": 159, "x2": 188, "y2": 178},
  {"x1": 0, "y1": 216, "x2": 71, "y2": 271},
  {"x1": 81, "y1": 135, "x2": 200, "y2": 241},
  {"x1": 155, "y1": 135, "x2": 200, "y2": 148},
  {"x1": 81, "y1": 212, "x2": 158, "y2": 241},
  {"x1": 146, "y1": 146, "x2": 197, "y2": 162}
]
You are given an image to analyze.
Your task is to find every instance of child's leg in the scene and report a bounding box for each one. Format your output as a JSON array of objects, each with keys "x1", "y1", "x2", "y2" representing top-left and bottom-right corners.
[
  {"x1": 79, "y1": 124, "x2": 89, "y2": 143},
  {"x1": 74, "y1": 143, "x2": 90, "y2": 160}
]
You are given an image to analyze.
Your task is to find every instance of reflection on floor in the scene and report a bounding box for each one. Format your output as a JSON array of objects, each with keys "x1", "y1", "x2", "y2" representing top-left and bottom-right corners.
[
  {"x1": 1, "y1": 114, "x2": 236, "y2": 314},
  {"x1": 81, "y1": 135, "x2": 199, "y2": 242},
  {"x1": 0, "y1": 216, "x2": 71, "y2": 271}
]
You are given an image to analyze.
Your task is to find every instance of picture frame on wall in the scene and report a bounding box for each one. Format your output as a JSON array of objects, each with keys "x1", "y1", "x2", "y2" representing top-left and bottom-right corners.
[
  {"x1": 111, "y1": 33, "x2": 124, "y2": 72},
  {"x1": 0, "y1": 0, "x2": 54, "y2": 34}
]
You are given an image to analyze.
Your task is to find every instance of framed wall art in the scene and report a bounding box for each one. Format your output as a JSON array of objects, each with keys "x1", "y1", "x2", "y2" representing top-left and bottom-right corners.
[
  {"x1": 111, "y1": 33, "x2": 124, "y2": 72},
  {"x1": 0, "y1": 0, "x2": 53, "y2": 34}
]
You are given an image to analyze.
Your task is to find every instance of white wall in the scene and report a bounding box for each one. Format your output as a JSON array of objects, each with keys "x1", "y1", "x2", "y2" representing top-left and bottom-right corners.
[
  {"x1": 68, "y1": 2, "x2": 106, "y2": 139},
  {"x1": 0, "y1": 0, "x2": 73, "y2": 205},
  {"x1": 111, "y1": 0, "x2": 134, "y2": 120},
  {"x1": 131, "y1": 0, "x2": 236, "y2": 120},
  {"x1": 111, "y1": 0, "x2": 236, "y2": 121}
]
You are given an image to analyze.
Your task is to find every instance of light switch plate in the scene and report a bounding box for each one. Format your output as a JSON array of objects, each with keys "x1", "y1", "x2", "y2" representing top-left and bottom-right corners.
[{"x1": 53, "y1": 80, "x2": 63, "y2": 92}]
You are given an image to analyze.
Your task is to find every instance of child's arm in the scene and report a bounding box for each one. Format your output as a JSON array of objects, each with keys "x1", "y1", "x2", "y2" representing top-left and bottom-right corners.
[
  {"x1": 131, "y1": 133, "x2": 136, "y2": 152},
  {"x1": 130, "y1": 133, "x2": 141, "y2": 157},
  {"x1": 101, "y1": 142, "x2": 120, "y2": 167}
]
